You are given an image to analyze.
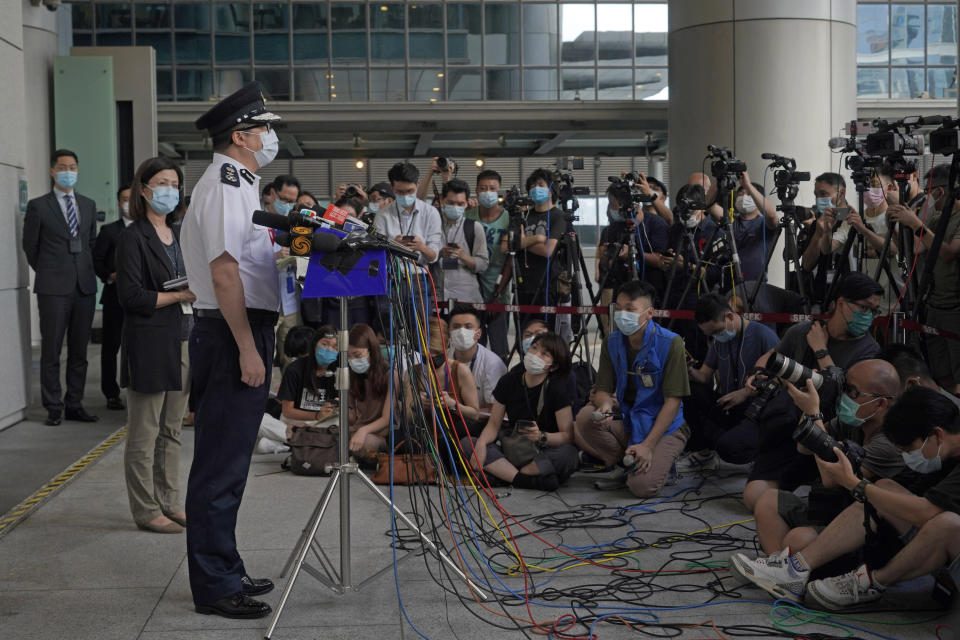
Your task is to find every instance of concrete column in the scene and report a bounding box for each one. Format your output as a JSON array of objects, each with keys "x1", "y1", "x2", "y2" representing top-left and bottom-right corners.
[
  {"x1": 648, "y1": 155, "x2": 664, "y2": 183},
  {"x1": 668, "y1": 0, "x2": 857, "y2": 287}
]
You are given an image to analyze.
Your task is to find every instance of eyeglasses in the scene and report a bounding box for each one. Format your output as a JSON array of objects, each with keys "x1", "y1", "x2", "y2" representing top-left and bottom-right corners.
[
  {"x1": 847, "y1": 300, "x2": 882, "y2": 317},
  {"x1": 842, "y1": 382, "x2": 893, "y2": 401}
]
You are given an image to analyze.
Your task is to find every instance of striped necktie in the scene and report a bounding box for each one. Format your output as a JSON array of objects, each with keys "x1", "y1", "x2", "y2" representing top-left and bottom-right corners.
[{"x1": 64, "y1": 194, "x2": 79, "y2": 238}]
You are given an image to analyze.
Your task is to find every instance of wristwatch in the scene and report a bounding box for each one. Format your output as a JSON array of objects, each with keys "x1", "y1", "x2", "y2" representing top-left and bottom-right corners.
[
  {"x1": 915, "y1": 225, "x2": 928, "y2": 238},
  {"x1": 802, "y1": 413, "x2": 824, "y2": 423},
  {"x1": 538, "y1": 432, "x2": 548, "y2": 448},
  {"x1": 851, "y1": 478, "x2": 871, "y2": 503},
  {"x1": 813, "y1": 349, "x2": 829, "y2": 360}
]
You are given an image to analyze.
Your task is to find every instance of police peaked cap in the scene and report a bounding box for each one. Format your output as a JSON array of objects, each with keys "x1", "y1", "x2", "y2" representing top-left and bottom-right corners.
[{"x1": 195, "y1": 81, "x2": 281, "y2": 137}]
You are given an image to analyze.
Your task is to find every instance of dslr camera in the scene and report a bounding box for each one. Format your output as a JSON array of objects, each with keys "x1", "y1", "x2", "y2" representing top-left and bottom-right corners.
[
  {"x1": 743, "y1": 351, "x2": 845, "y2": 423},
  {"x1": 792, "y1": 419, "x2": 867, "y2": 470},
  {"x1": 436, "y1": 157, "x2": 458, "y2": 174}
]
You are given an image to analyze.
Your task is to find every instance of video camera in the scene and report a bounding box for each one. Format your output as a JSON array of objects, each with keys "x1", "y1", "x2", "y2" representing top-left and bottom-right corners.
[
  {"x1": 744, "y1": 351, "x2": 845, "y2": 423},
  {"x1": 554, "y1": 171, "x2": 590, "y2": 221},
  {"x1": 673, "y1": 184, "x2": 707, "y2": 224},
  {"x1": 607, "y1": 173, "x2": 657, "y2": 211},
  {"x1": 928, "y1": 116, "x2": 960, "y2": 156},
  {"x1": 707, "y1": 145, "x2": 747, "y2": 179},
  {"x1": 866, "y1": 117, "x2": 925, "y2": 158},
  {"x1": 502, "y1": 186, "x2": 535, "y2": 216}
]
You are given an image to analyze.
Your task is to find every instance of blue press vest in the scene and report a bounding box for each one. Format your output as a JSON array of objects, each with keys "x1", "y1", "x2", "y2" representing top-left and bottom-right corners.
[{"x1": 609, "y1": 320, "x2": 685, "y2": 444}]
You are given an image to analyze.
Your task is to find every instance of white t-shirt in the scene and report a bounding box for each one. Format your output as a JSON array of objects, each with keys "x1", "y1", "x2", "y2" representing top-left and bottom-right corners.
[
  {"x1": 181, "y1": 153, "x2": 280, "y2": 312},
  {"x1": 374, "y1": 198, "x2": 443, "y2": 266},
  {"x1": 447, "y1": 343, "x2": 506, "y2": 407}
]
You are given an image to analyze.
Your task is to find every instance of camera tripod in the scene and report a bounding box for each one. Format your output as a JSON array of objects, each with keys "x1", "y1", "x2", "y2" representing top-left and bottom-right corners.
[
  {"x1": 266, "y1": 263, "x2": 488, "y2": 640},
  {"x1": 661, "y1": 217, "x2": 722, "y2": 331}
]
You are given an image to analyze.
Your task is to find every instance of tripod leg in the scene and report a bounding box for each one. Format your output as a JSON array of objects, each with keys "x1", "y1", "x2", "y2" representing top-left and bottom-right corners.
[
  {"x1": 352, "y1": 470, "x2": 490, "y2": 601},
  {"x1": 265, "y1": 470, "x2": 342, "y2": 640}
]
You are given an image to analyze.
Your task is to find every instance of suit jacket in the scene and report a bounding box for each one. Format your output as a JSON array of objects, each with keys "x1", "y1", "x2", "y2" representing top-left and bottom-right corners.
[
  {"x1": 22, "y1": 190, "x2": 98, "y2": 296},
  {"x1": 93, "y1": 219, "x2": 126, "y2": 308},
  {"x1": 116, "y1": 219, "x2": 186, "y2": 393}
]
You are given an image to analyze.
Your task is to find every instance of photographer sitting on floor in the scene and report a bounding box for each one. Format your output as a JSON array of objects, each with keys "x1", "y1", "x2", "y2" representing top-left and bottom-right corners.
[
  {"x1": 730, "y1": 386, "x2": 960, "y2": 611},
  {"x1": 880, "y1": 343, "x2": 960, "y2": 409},
  {"x1": 574, "y1": 281, "x2": 689, "y2": 497},
  {"x1": 742, "y1": 272, "x2": 883, "y2": 510},
  {"x1": 747, "y1": 358, "x2": 902, "y2": 555}
]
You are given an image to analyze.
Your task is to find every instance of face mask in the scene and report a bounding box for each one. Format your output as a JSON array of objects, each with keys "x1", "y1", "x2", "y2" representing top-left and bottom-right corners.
[
  {"x1": 815, "y1": 196, "x2": 834, "y2": 213},
  {"x1": 662, "y1": 196, "x2": 670, "y2": 209},
  {"x1": 56, "y1": 171, "x2": 78, "y2": 189},
  {"x1": 380, "y1": 345, "x2": 394, "y2": 361},
  {"x1": 274, "y1": 200, "x2": 294, "y2": 216},
  {"x1": 478, "y1": 191, "x2": 499, "y2": 208},
  {"x1": 735, "y1": 195, "x2": 757, "y2": 214},
  {"x1": 837, "y1": 393, "x2": 878, "y2": 427},
  {"x1": 348, "y1": 357, "x2": 370, "y2": 374},
  {"x1": 901, "y1": 436, "x2": 943, "y2": 473},
  {"x1": 846, "y1": 308, "x2": 874, "y2": 337},
  {"x1": 614, "y1": 310, "x2": 643, "y2": 336},
  {"x1": 315, "y1": 346, "x2": 338, "y2": 367},
  {"x1": 120, "y1": 202, "x2": 130, "y2": 217},
  {"x1": 450, "y1": 327, "x2": 477, "y2": 351},
  {"x1": 241, "y1": 129, "x2": 278, "y2": 168},
  {"x1": 523, "y1": 352, "x2": 550, "y2": 375},
  {"x1": 367, "y1": 201, "x2": 380, "y2": 214},
  {"x1": 529, "y1": 186, "x2": 550, "y2": 205},
  {"x1": 713, "y1": 328, "x2": 737, "y2": 343},
  {"x1": 443, "y1": 204, "x2": 465, "y2": 220},
  {"x1": 521, "y1": 336, "x2": 535, "y2": 354},
  {"x1": 864, "y1": 187, "x2": 885, "y2": 208},
  {"x1": 397, "y1": 193, "x2": 416, "y2": 209},
  {"x1": 684, "y1": 215, "x2": 701, "y2": 229},
  {"x1": 608, "y1": 207, "x2": 624, "y2": 223},
  {"x1": 147, "y1": 186, "x2": 180, "y2": 215}
]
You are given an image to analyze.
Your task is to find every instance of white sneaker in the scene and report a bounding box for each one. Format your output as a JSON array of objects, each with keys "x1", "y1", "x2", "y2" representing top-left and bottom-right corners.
[
  {"x1": 728, "y1": 547, "x2": 809, "y2": 602},
  {"x1": 676, "y1": 451, "x2": 719, "y2": 473},
  {"x1": 255, "y1": 437, "x2": 289, "y2": 455},
  {"x1": 728, "y1": 547, "x2": 788, "y2": 584},
  {"x1": 807, "y1": 564, "x2": 885, "y2": 610}
]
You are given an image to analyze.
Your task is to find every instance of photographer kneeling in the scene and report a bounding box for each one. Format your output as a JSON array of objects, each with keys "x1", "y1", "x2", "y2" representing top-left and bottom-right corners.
[
  {"x1": 731, "y1": 386, "x2": 960, "y2": 610},
  {"x1": 574, "y1": 281, "x2": 689, "y2": 497}
]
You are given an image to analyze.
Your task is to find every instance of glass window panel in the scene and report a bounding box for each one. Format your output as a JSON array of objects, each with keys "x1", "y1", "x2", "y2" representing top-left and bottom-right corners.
[
  {"x1": 256, "y1": 68, "x2": 291, "y2": 101},
  {"x1": 294, "y1": 68, "x2": 332, "y2": 101},
  {"x1": 596, "y1": 4, "x2": 632, "y2": 66},
  {"x1": 371, "y1": 4, "x2": 404, "y2": 62},
  {"x1": 98, "y1": 32, "x2": 133, "y2": 46},
  {"x1": 175, "y1": 3, "x2": 210, "y2": 30},
  {"x1": 561, "y1": 3, "x2": 594, "y2": 67},
  {"x1": 927, "y1": 67, "x2": 958, "y2": 99},
  {"x1": 447, "y1": 68, "x2": 481, "y2": 100},
  {"x1": 371, "y1": 68, "x2": 407, "y2": 100},
  {"x1": 635, "y1": 67, "x2": 667, "y2": 100},
  {"x1": 330, "y1": 68, "x2": 367, "y2": 101},
  {"x1": 135, "y1": 3, "x2": 170, "y2": 29},
  {"x1": 522, "y1": 4, "x2": 558, "y2": 66},
  {"x1": 176, "y1": 33, "x2": 212, "y2": 64},
  {"x1": 216, "y1": 68, "x2": 252, "y2": 97},
  {"x1": 72, "y1": 3, "x2": 92, "y2": 30},
  {"x1": 176, "y1": 68, "x2": 213, "y2": 101},
  {"x1": 215, "y1": 3, "x2": 251, "y2": 63},
  {"x1": 857, "y1": 66, "x2": 888, "y2": 98},
  {"x1": 409, "y1": 68, "x2": 446, "y2": 102},
  {"x1": 73, "y1": 33, "x2": 93, "y2": 47},
  {"x1": 891, "y1": 4, "x2": 923, "y2": 65},
  {"x1": 293, "y1": 3, "x2": 328, "y2": 63},
  {"x1": 409, "y1": 4, "x2": 443, "y2": 61},
  {"x1": 156, "y1": 68, "x2": 173, "y2": 101},
  {"x1": 485, "y1": 4, "x2": 520, "y2": 66},
  {"x1": 137, "y1": 32, "x2": 172, "y2": 64},
  {"x1": 253, "y1": 3, "x2": 289, "y2": 64},
  {"x1": 928, "y1": 4, "x2": 957, "y2": 64},
  {"x1": 523, "y1": 69, "x2": 557, "y2": 100},
  {"x1": 486, "y1": 69, "x2": 520, "y2": 100},
  {"x1": 96, "y1": 3, "x2": 130, "y2": 29},
  {"x1": 634, "y1": 3, "x2": 667, "y2": 66},
  {"x1": 890, "y1": 67, "x2": 924, "y2": 98},
  {"x1": 598, "y1": 68, "x2": 633, "y2": 100},
  {"x1": 857, "y1": 4, "x2": 889, "y2": 65},
  {"x1": 447, "y1": 3, "x2": 481, "y2": 66},
  {"x1": 331, "y1": 3, "x2": 367, "y2": 62},
  {"x1": 562, "y1": 68, "x2": 594, "y2": 100}
]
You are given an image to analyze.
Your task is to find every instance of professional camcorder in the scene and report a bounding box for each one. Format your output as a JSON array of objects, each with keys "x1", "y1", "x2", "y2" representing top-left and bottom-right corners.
[
  {"x1": 865, "y1": 117, "x2": 925, "y2": 158},
  {"x1": 673, "y1": 184, "x2": 706, "y2": 224},
  {"x1": 503, "y1": 186, "x2": 535, "y2": 215},
  {"x1": 607, "y1": 174, "x2": 656, "y2": 209},
  {"x1": 707, "y1": 145, "x2": 747, "y2": 178},
  {"x1": 554, "y1": 171, "x2": 590, "y2": 221}
]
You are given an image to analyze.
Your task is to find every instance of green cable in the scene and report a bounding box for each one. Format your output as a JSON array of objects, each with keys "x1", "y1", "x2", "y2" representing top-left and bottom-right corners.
[{"x1": 769, "y1": 603, "x2": 853, "y2": 638}]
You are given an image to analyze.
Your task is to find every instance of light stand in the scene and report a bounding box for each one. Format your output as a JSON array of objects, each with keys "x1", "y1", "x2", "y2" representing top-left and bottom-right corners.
[{"x1": 266, "y1": 248, "x2": 488, "y2": 640}]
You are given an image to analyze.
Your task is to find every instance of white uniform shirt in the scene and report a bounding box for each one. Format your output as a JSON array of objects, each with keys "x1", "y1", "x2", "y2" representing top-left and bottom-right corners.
[
  {"x1": 440, "y1": 216, "x2": 489, "y2": 303},
  {"x1": 373, "y1": 198, "x2": 443, "y2": 266},
  {"x1": 181, "y1": 153, "x2": 280, "y2": 311},
  {"x1": 446, "y1": 343, "x2": 506, "y2": 407}
]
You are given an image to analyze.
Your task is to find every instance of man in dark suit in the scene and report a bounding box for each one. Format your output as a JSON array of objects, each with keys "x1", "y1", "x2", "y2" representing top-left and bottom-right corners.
[
  {"x1": 22, "y1": 149, "x2": 100, "y2": 426},
  {"x1": 92, "y1": 184, "x2": 132, "y2": 411}
]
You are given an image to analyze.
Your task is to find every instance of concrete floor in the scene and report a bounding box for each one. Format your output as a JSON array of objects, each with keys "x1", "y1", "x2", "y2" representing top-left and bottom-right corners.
[{"x1": 0, "y1": 345, "x2": 954, "y2": 639}]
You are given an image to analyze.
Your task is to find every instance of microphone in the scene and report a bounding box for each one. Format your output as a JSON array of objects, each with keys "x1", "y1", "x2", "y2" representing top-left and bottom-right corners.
[
  {"x1": 622, "y1": 454, "x2": 639, "y2": 474},
  {"x1": 252, "y1": 210, "x2": 326, "y2": 232},
  {"x1": 339, "y1": 229, "x2": 420, "y2": 260},
  {"x1": 760, "y1": 152, "x2": 777, "y2": 160},
  {"x1": 920, "y1": 115, "x2": 946, "y2": 126},
  {"x1": 828, "y1": 137, "x2": 852, "y2": 150},
  {"x1": 274, "y1": 230, "x2": 342, "y2": 256}
]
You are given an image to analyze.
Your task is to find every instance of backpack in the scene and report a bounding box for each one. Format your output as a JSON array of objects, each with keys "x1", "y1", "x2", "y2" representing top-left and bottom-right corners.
[{"x1": 566, "y1": 361, "x2": 597, "y2": 416}]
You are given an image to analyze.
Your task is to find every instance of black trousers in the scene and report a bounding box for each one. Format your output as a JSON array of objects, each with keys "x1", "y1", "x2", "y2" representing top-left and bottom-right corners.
[
  {"x1": 37, "y1": 288, "x2": 96, "y2": 413},
  {"x1": 100, "y1": 299, "x2": 123, "y2": 400},
  {"x1": 684, "y1": 381, "x2": 759, "y2": 465},
  {"x1": 185, "y1": 315, "x2": 275, "y2": 606}
]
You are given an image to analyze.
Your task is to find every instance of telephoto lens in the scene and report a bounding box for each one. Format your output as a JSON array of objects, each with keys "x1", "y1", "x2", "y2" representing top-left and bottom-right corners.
[
  {"x1": 765, "y1": 352, "x2": 824, "y2": 389},
  {"x1": 792, "y1": 420, "x2": 866, "y2": 469}
]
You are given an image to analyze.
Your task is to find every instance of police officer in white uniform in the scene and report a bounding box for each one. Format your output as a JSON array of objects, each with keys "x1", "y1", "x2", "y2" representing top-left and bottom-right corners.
[{"x1": 181, "y1": 82, "x2": 282, "y2": 620}]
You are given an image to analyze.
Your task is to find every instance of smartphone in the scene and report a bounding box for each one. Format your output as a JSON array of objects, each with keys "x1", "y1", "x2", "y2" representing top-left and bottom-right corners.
[
  {"x1": 515, "y1": 419, "x2": 534, "y2": 431},
  {"x1": 402, "y1": 235, "x2": 416, "y2": 242},
  {"x1": 446, "y1": 242, "x2": 459, "y2": 249},
  {"x1": 834, "y1": 207, "x2": 851, "y2": 222}
]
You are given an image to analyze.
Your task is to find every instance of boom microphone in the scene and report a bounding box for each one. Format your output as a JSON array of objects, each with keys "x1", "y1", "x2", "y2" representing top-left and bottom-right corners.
[
  {"x1": 252, "y1": 210, "x2": 325, "y2": 232},
  {"x1": 828, "y1": 137, "x2": 851, "y2": 150}
]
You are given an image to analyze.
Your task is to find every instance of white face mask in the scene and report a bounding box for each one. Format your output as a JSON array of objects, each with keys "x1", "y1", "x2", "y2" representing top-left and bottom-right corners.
[
  {"x1": 242, "y1": 129, "x2": 279, "y2": 169},
  {"x1": 684, "y1": 214, "x2": 701, "y2": 229},
  {"x1": 450, "y1": 327, "x2": 477, "y2": 352},
  {"x1": 523, "y1": 352, "x2": 550, "y2": 375},
  {"x1": 901, "y1": 436, "x2": 943, "y2": 473},
  {"x1": 120, "y1": 202, "x2": 130, "y2": 217},
  {"x1": 735, "y1": 195, "x2": 757, "y2": 214}
]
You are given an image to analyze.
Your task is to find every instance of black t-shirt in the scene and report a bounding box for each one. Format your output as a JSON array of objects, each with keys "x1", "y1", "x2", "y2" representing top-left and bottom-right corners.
[
  {"x1": 277, "y1": 356, "x2": 338, "y2": 412},
  {"x1": 775, "y1": 321, "x2": 880, "y2": 371},
  {"x1": 911, "y1": 459, "x2": 960, "y2": 514},
  {"x1": 513, "y1": 207, "x2": 566, "y2": 297},
  {"x1": 492, "y1": 365, "x2": 570, "y2": 433},
  {"x1": 599, "y1": 213, "x2": 669, "y2": 291},
  {"x1": 733, "y1": 215, "x2": 778, "y2": 283},
  {"x1": 665, "y1": 218, "x2": 724, "y2": 308}
]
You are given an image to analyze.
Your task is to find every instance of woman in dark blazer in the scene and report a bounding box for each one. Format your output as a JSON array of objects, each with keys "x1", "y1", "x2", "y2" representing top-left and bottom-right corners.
[{"x1": 116, "y1": 156, "x2": 195, "y2": 534}]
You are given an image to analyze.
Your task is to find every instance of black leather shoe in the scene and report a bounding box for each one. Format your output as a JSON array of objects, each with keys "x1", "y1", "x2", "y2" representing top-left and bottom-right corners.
[
  {"x1": 45, "y1": 411, "x2": 61, "y2": 426},
  {"x1": 195, "y1": 593, "x2": 271, "y2": 619},
  {"x1": 241, "y1": 575, "x2": 274, "y2": 597},
  {"x1": 106, "y1": 398, "x2": 125, "y2": 411},
  {"x1": 64, "y1": 407, "x2": 99, "y2": 422}
]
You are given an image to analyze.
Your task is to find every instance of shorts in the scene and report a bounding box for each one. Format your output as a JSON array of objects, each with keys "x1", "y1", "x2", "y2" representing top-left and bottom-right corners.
[
  {"x1": 925, "y1": 306, "x2": 960, "y2": 381},
  {"x1": 777, "y1": 487, "x2": 852, "y2": 530},
  {"x1": 749, "y1": 441, "x2": 817, "y2": 490}
]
